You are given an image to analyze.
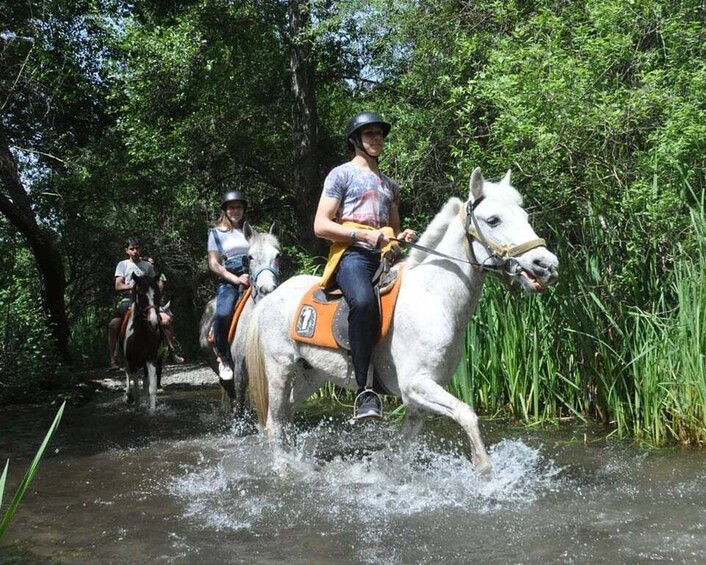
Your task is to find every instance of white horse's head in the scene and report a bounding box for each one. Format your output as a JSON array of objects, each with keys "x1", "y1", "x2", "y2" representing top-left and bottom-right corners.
[
  {"x1": 467, "y1": 168, "x2": 559, "y2": 292},
  {"x1": 247, "y1": 229, "x2": 281, "y2": 302}
]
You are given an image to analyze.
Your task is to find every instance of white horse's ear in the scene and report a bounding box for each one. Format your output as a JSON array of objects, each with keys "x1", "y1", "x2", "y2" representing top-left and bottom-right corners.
[
  {"x1": 501, "y1": 169, "x2": 512, "y2": 185},
  {"x1": 469, "y1": 167, "x2": 484, "y2": 201},
  {"x1": 163, "y1": 300, "x2": 170, "y2": 309},
  {"x1": 268, "y1": 222, "x2": 276, "y2": 235},
  {"x1": 244, "y1": 222, "x2": 254, "y2": 240}
]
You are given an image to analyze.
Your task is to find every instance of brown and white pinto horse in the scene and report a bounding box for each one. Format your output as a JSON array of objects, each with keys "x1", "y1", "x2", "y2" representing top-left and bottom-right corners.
[{"x1": 121, "y1": 275, "x2": 163, "y2": 411}]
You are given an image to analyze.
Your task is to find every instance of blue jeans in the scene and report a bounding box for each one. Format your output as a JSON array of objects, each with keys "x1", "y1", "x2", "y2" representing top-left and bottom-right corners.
[
  {"x1": 335, "y1": 247, "x2": 381, "y2": 391},
  {"x1": 214, "y1": 282, "x2": 241, "y2": 360}
]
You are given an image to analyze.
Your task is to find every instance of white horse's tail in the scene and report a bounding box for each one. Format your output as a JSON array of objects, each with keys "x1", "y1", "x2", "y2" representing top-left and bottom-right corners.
[{"x1": 245, "y1": 302, "x2": 268, "y2": 427}]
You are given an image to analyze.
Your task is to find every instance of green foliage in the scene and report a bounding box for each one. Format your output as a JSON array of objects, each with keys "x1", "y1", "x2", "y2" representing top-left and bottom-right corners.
[
  {"x1": 0, "y1": 401, "x2": 65, "y2": 540},
  {"x1": 0, "y1": 249, "x2": 68, "y2": 403},
  {"x1": 3, "y1": 0, "x2": 706, "y2": 444}
]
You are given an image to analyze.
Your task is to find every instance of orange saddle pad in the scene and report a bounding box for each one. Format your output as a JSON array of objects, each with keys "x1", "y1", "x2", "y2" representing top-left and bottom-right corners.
[
  {"x1": 206, "y1": 287, "x2": 253, "y2": 346},
  {"x1": 227, "y1": 287, "x2": 252, "y2": 343},
  {"x1": 290, "y1": 265, "x2": 405, "y2": 350}
]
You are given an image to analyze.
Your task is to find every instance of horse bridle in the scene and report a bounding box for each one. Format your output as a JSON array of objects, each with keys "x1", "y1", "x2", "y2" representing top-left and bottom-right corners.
[
  {"x1": 132, "y1": 284, "x2": 160, "y2": 319},
  {"x1": 249, "y1": 264, "x2": 280, "y2": 301},
  {"x1": 396, "y1": 196, "x2": 546, "y2": 283},
  {"x1": 464, "y1": 197, "x2": 546, "y2": 274}
]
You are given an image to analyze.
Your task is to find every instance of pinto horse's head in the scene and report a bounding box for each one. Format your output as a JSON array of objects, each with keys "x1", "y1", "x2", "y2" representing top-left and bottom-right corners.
[
  {"x1": 131, "y1": 274, "x2": 161, "y2": 330},
  {"x1": 466, "y1": 168, "x2": 559, "y2": 293}
]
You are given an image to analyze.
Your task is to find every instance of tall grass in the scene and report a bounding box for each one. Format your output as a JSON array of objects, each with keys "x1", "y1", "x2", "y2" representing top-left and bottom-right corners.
[
  {"x1": 449, "y1": 188, "x2": 706, "y2": 446},
  {"x1": 450, "y1": 280, "x2": 586, "y2": 424}
]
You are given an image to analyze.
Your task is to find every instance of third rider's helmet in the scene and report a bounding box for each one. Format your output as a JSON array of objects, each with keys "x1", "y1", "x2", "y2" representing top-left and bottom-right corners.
[
  {"x1": 221, "y1": 190, "x2": 248, "y2": 212},
  {"x1": 345, "y1": 112, "x2": 391, "y2": 151}
]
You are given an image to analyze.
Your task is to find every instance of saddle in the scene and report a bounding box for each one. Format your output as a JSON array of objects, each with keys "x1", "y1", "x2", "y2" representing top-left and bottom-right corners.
[
  {"x1": 290, "y1": 264, "x2": 405, "y2": 350},
  {"x1": 206, "y1": 287, "x2": 253, "y2": 345},
  {"x1": 119, "y1": 309, "x2": 132, "y2": 339},
  {"x1": 228, "y1": 287, "x2": 252, "y2": 343}
]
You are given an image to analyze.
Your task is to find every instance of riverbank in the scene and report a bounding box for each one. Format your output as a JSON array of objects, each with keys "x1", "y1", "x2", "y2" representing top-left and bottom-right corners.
[{"x1": 81, "y1": 361, "x2": 219, "y2": 392}]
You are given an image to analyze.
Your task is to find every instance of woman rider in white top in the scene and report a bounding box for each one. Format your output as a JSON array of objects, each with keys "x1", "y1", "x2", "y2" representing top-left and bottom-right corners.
[{"x1": 207, "y1": 190, "x2": 252, "y2": 380}]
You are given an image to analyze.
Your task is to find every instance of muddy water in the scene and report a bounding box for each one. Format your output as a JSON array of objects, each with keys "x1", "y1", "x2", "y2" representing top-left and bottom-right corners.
[{"x1": 1, "y1": 366, "x2": 705, "y2": 564}]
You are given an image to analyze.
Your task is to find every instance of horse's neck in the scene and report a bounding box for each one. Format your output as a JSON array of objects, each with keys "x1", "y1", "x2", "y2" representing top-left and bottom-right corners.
[
  {"x1": 129, "y1": 301, "x2": 157, "y2": 332},
  {"x1": 408, "y1": 221, "x2": 486, "y2": 325}
]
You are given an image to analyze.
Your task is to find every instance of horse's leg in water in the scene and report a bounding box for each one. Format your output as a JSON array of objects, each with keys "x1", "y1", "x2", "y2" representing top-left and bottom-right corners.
[
  {"x1": 402, "y1": 376, "x2": 491, "y2": 475},
  {"x1": 146, "y1": 352, "x2": 164, "y2": 391},
  {"x1": 230, "y1": 355, "x2": 248, "y2": 417},
  {"x1": 263, "y1": 359, "x2": 317, "y2": 445},
  {"x1": 124, "y1": 367, "x2": 140, "y2": 405},
  {"x1": 219, "y1": 372, "x2": 237, "y2": 404},
  {"x1": 145, "y1": 361, "x2": 158, "y2": 412},
  {"x1": 156, "y1": 354, "x2": 163, "y2": 390},
  {"x1": 156, "y1": 347, "x2": 165, "y2": 391},
  {"x1": 265, "y1": 365, "x2": 295, "y2": 444},
  {"x1": 400, "y1": 406, "x2": 426, "y2": 441}
]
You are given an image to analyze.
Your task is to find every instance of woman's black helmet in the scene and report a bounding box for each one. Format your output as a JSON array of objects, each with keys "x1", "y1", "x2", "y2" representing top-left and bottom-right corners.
[
  {"x1": 345, "y1": 112, "x2": 391, "y2": 151},
  {"x1": 221, "y1": 190, "x2": 248, "y2": 211}
]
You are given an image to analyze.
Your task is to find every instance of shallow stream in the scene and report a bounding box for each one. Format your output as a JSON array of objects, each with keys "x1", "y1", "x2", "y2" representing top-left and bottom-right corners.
[{"x1": 1, "y1": 366, "x2": 705, "y2": 564}]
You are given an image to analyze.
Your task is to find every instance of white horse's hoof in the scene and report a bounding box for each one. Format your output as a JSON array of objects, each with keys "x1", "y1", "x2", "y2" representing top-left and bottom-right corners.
[{"x1": 475, "y1": 461, "x2": 493, "y2": 481}]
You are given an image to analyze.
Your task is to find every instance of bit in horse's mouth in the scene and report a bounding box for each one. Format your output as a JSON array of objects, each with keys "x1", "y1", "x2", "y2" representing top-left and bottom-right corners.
[{"x1": 520, "y1": 269, "x2": 545, "y2": 291}]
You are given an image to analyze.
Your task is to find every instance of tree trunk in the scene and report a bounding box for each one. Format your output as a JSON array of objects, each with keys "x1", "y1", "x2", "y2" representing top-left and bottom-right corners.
[
  {"x1": 289, "y1": 0, "x2": 326, "y2": 257},
  {"x1": 0, "y1": 131, "x2": 70, "y2": 363}
]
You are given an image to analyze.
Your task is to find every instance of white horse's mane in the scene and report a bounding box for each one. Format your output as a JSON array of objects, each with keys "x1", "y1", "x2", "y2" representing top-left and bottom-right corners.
[
  {"x1": 405, "y1": 176, "x2": 525, "y2": 268},
  {"x1": 407, "y1": 197, "x2": 463, "y2": 267}
]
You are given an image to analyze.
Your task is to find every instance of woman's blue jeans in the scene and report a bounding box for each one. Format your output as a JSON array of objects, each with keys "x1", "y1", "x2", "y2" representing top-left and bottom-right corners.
[
  {"x1": 335, "y1": 247, "x2": 381, "y2": 391},
  {"x1": 214, "y1": 282, "x2": 241, "y2": 360}
]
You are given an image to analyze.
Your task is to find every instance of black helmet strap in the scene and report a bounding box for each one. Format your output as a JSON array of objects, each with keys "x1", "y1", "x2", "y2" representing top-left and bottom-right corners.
[{"x1": 349, "y1": 131, "x2": 379, "y2": 161}]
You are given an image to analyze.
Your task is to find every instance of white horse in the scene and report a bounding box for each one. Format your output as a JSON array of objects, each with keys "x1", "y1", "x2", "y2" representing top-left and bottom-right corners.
[
  {"x1": 245, "y1": 168, "x2": 559, "y2": 475},
  {"x1": 199, "y1": 230, "x2": 281, "y2": 415}
]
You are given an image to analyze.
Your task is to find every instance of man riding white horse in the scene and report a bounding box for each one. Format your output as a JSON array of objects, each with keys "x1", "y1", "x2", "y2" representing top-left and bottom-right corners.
[{"x1": 313, "y1": 112, "x2": 418, "y2": 419}]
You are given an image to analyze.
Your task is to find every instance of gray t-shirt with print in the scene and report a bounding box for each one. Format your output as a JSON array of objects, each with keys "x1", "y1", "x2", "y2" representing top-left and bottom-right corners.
[{"x1": 322, "y1": 162, "x2": 400, "y2": 230}]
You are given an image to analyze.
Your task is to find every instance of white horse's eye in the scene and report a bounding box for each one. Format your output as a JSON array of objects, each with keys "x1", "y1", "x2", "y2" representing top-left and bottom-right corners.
[{"x1": 486, "y1": 216, "x2": 501, "y2": 227}]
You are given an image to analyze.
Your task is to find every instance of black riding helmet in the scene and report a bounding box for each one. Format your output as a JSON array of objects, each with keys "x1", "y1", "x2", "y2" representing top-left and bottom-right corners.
[
  {"x1": 221, "y1": 190, "x2": 248, "y2": 212},
  {"x1": 345, "y1": 111, "x2": 391, "y2": 152}
]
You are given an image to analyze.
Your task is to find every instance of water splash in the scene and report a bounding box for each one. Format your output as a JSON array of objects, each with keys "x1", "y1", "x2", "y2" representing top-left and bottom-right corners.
[{"x1": 168, "y1": 421, "x2": 563, "y2": 534}]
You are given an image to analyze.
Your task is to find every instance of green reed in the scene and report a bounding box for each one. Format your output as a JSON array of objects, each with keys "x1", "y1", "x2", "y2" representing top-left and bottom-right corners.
[
  {"x1": 0, "y1": 401, "x2": 65, "y2": 540},
  {"x1": 448, "y1": 189, "x2": 706, "y2": 446},
  {"x1": 450, "y1": 281, "x2": 579, "y2": 423}
]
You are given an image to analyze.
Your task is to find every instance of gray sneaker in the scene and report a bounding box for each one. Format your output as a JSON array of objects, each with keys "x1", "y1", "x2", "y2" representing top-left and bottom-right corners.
[{"x1": 354, "y1": 391, "x2": 382, "y2": 420}]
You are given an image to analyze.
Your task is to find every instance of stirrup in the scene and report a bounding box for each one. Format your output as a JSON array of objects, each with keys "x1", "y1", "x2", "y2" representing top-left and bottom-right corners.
[{"x1": 349, "y1": 389, "x2": 383, "y2": 423}]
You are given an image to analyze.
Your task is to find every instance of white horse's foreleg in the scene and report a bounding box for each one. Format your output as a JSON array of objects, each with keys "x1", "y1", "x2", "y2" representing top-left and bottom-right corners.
[
  {"x1": 400, "y1": 406, "x2": 426, "y2": 441},
  {"x1": 146, "y1": 362, "x2": 158, "y2": 412},
  {"x1": 403, "y1": 377, "x2": 491, "y2": 475}
]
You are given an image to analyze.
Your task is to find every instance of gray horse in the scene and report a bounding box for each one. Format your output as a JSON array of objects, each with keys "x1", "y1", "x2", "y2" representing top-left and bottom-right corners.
[{"x1": 199, "y1": 230, "x2": 281, "y2": 415}]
